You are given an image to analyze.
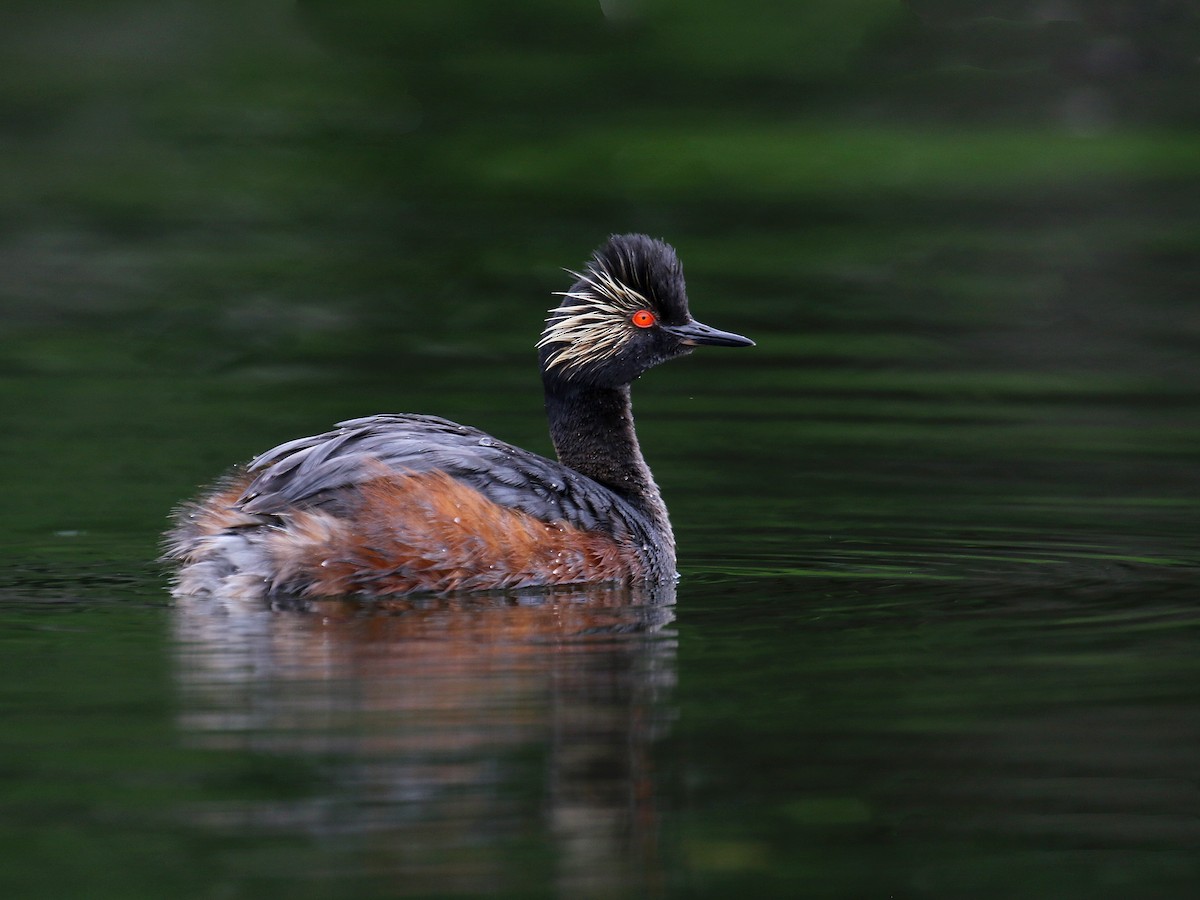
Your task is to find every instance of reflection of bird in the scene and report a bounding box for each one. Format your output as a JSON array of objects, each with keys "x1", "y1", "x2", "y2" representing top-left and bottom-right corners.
[
  {"x1": 172, "y1": 581, "x2": 679, "y2": 895},
  {"x1": 165, "y1": 234, "x2": 753, "y2": 598}
]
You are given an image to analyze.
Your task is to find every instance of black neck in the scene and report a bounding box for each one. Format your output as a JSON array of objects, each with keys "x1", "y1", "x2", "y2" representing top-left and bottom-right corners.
[{"x1": 542, "y1": 380, "x2": 671, "y2": 540}]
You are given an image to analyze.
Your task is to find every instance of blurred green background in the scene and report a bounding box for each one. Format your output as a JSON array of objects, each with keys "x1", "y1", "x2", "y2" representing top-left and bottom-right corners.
[{"x1": 2, "y1": 0, "x2": 1198, "y2": 553}]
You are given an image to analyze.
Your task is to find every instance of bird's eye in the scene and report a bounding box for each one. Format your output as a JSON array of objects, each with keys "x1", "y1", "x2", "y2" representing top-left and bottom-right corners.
[{"x1": 631, "y1": 309, "x2": 656, "y2": 329}]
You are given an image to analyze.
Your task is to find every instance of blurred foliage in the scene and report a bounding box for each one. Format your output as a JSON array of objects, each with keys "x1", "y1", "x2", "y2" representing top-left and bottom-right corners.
[
  {"x1": 881, "y1": 1, "x2": 1200, "y2": 126},
  {"x1": 0, "y1": 0, "x2": 1197, "y2": 465}
]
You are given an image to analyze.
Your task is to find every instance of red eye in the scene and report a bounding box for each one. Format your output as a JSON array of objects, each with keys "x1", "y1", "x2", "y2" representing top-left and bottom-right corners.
[{"x1": 631, "y1": 309, "x2": 656, "y2": 328}]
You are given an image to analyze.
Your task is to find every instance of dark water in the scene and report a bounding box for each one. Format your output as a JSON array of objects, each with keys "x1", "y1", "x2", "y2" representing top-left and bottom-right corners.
[{"x1": 3, "y1": 3, "x2": 1200, "y2": 898}]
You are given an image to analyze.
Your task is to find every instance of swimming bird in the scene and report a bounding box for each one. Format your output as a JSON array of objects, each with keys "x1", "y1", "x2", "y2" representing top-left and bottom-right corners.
[{"x1": 165, "y1": 234, "x2": 753, "y2": 598}]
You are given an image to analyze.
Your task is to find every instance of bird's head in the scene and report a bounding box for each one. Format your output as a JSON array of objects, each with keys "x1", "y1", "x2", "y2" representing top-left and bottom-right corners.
[{"x1": 538, "y1": 234, "x2": 753, "y2": 389}]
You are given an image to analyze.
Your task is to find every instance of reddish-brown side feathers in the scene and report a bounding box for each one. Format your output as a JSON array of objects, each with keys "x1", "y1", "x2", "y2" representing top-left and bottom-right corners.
[
  {"x1": 168, "y1": 469, "x2": 645, "y2": 597},
  {"x1": 263, "y1": 471, "x2": 644, "y2": 596}
]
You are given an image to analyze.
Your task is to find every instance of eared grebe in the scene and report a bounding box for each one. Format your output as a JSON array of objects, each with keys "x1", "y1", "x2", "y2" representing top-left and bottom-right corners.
[{"x1": 165, "y1": 234, "x2": 753, "y2": 598}]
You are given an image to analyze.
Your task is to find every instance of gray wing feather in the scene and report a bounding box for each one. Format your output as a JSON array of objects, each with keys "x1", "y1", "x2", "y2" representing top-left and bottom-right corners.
[{"x1": 237, "y1": 413, "x2": 643, "y2": 539}]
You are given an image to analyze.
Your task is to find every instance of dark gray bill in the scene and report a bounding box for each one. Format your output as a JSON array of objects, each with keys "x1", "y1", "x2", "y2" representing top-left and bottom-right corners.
[{"x1": 666, "y1": 319, "x2": 755, "y2": 348}]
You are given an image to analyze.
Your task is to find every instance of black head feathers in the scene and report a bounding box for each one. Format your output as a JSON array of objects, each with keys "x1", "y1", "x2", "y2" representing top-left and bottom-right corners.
[{"x1": 538, "y1": 234, "x2": 752, "y2": 388}]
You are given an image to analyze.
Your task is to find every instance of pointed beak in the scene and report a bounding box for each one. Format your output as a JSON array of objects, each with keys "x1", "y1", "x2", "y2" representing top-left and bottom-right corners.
[{"x1": 665, "y1": 319, "x2": 755, "y2": 348}]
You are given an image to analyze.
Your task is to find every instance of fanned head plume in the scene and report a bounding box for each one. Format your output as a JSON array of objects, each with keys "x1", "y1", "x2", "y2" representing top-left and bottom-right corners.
[
  {"x1": 538, "y1": 267, "x2": 646, "y2": 373},
  {"x1": 538, "y1": 234, "x2": 698, "y2": 387}
]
